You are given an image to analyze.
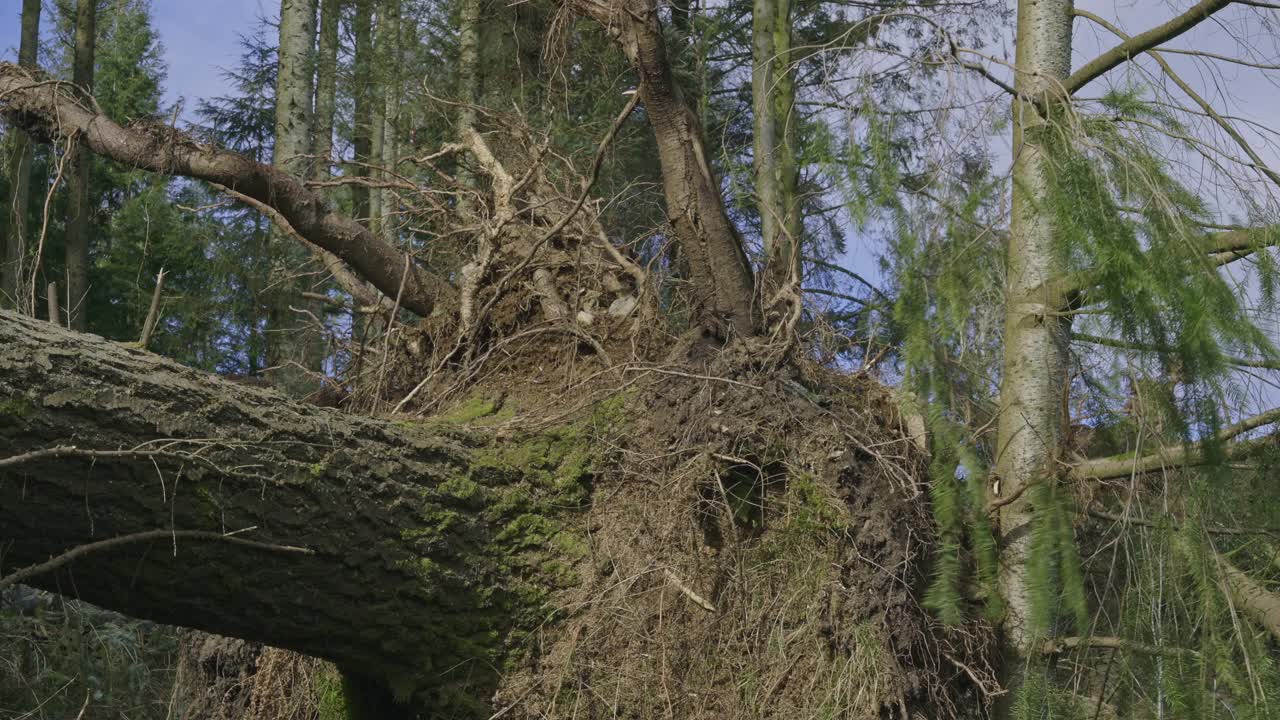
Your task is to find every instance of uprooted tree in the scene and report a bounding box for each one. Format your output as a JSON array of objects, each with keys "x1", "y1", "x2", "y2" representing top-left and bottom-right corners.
[
  {"x1": 7, "y1": 0, "x2": 1280, "y2": 718},
  {"x1": 0, "y1": 1, "x2": 957, "y2": 715}
]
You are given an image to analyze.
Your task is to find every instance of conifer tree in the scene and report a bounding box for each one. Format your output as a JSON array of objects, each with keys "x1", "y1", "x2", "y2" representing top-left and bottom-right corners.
[
  {"x1": 2, "y1": 0, "x2": 41, "y2": 311},
  {"x1": 64, "y1": 0, "x2": 97, "y2": 330},
  {"x1": 269, "y1": 0, "x2": 322, "y2": 395}
]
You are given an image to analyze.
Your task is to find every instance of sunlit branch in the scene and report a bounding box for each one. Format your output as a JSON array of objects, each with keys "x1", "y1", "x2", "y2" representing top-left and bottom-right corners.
[
  {"x1": 1071, "y1": 407, "x2": 1280, "y2": 481},
  {"x1": 1066, "y1": 0, "x2": 1232, "y2": 94},
  {"x1": 1074, "y1": 8, "x2": 1280, "y2": 189},
  {"x1": 1072, "y1": 332, "x2": 1280, "y2": 370},
  {"x1": 1042, "y1": 635, "x2": 1200, "y2": 658}
]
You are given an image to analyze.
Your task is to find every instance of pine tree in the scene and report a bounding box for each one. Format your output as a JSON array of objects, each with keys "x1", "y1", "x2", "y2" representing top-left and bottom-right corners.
[
  {"x1": 1, "y1": 0, "x2": 41, "y2": 311},
  {"x1": 64, "y1": 0, "x2": 97, "y2": 330}
]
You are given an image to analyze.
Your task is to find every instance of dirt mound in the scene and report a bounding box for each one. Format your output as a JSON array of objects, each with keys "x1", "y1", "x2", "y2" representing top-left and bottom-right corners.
[{"x1": 443, "y1": 346, "x2": 994, "y2": 719}]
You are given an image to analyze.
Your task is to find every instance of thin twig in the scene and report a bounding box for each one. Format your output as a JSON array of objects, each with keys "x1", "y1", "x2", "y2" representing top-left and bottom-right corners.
[
  {"x1": 138, "y1": 268, "x2": 166, "y2": 349},
  {"x1": 0, "y1": 529, "x2": 314, "y2": 590}
]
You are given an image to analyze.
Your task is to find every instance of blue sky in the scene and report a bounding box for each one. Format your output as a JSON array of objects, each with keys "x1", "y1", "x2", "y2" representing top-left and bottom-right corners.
[{"x1": 0, "y1": 0, "x2": 267, "y2": 111}]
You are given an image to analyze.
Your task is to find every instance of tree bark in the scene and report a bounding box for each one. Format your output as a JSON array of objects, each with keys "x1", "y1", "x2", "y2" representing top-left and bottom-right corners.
[
  {"x1": 269, "y1": 0, "x2": 323, "y2": 396},
  {"x1": 456, "y1": 0, "x2": 481, "y2": 217},
  {"x1": 380, "y1": 0, "x2": 402, "y2": 246},
  {"x1": 751, "y1": 0, "x2": 801, "y2": 290},
  {"x1": 573, "y1": 0, "x2": 757, "y2": 336},
  {"x1": 993, "y1": 0, "x2": 1073, "y2": 714},
  {"x1": 1221, "y1": 555, "x2": 1280, "y2": 642},
  {"x1": 351, "y1": 0, "x2": 375, "y2": 228},
  {"x1": 0, "y1": 61, "x2": 455, "y2": 318},
  {"x1": 313, "y1": 0, "x2": 341, "y2": 182},
  {"x1": 64, "y1": 0, "x2": 97, "y2": 331},
  {"x1": 274, "y1": 0, "x2": 317, "y2": 179},
  {"x1": 0, "y1": 309, "x2": 536, "y2": 709},
  {"x1": 2, "y1": 0, "x2": 40, "y2": 312}
]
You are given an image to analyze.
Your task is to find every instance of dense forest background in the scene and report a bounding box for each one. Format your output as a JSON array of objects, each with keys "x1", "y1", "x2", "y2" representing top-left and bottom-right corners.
[{"x1": 4, "y1": 0, "x2": 1280, "y2": 718}]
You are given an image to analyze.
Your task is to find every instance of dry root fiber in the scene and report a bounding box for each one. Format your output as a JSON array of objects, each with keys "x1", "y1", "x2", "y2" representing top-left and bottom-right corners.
[
  {"x1": 476, "y1": 351, "x2": 992, "y2": 719},
  {"x1": 173, "y1": 632, "x2": 340, "y2": 720}
]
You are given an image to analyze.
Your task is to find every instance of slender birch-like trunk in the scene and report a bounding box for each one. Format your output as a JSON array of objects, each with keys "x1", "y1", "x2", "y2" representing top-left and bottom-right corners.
[
  {"x1": 268, "y1": 0, "x2": 321, "y2": 395},
  {"x1": 993, "y1": 0, "x2": 1074, "y2": 713},
  {"x1": 751, "y1": 0, "x2": 801, "y2": 289}
]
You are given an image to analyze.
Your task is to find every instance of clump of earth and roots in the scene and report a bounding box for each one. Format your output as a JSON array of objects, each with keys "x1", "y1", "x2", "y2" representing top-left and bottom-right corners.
[{"x1": 17, "y1": 116, "x2": 998, "y2": 719}]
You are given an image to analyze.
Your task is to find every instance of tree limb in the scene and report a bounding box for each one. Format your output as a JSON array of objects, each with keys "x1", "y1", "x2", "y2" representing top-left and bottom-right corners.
[
  {"x1": 1042, "y1": 635, "x2": 1200, "y2": 659},
  {"x1": 0, "y1": 63, "x2": 455, "y2": 318},
  {"x1": 1072, "y1": 331, "x2": 1280, "y2": 370},
  {"x1": 1066, "y1": 0, "x2": 1232, "y2": 94},
  {"x1": 569, "y1": 0, "x2": 758, "y2": 335},
  {"x1": 1071, "y1": 407, "x2": 1280, "y2": 481},
  {"x1": 1219, "y1": 554, "x2": 1280, "y2": 642},
  {"x1": 1054, "y1": 225, "x2": 1280, "y2": 298}
]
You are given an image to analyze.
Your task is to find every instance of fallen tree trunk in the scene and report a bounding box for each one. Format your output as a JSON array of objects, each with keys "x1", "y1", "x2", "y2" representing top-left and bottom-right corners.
[
  {"x1": 0, "y1": 309, "x2": 962, "y2": 718},
  {"x1": 0, "y1": 310, "x2": 569, "y2": 711}
]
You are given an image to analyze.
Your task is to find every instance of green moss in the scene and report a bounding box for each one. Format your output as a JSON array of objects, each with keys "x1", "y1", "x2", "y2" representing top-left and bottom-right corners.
[
  {"x1": 0, "y1": 398, "x2": 33, "y2": 417},
  {"x1": 0, "y1": 397, "x2": 35, "y2": 430},
  {"x1": 439, "y1": 476, "x2": 484, "y2": 505},
  {"x1": 496, "y1": 513, "x2": 560, "y2": 548},
  {"x1": 438, "y1": 396, "x2": 500, "y2": 424},
  {"x1": 386, "y1": 403, "x2": 623, "y2": 713},
  {"x1": 588, "y1": 388, "x2": 634, "y2": 426},
  {"x1": 785, "y1": 471, "x2": 846, "y2": 532}
]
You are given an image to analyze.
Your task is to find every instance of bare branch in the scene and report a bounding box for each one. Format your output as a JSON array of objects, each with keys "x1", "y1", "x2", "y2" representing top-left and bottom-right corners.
[
  {"x1": 1066, "y1": 0, "x2": 1232, "y2": 94},
  {"x1": 1072, "y1": 331, "x2": 1280, "y2": 370},
  {"x1": 1087, "y1": 508, "x2": 1277, "y2": 536},
  {"x1": 210, "y1": 181, "x2": 389, "y2": 312},
  {"x1": 1071, "y1": 407, "x2": 1280, "y2": 481},
  {"x1": 0, "y1": 63, "x2": 455, "y2": 318},
  {"x1": 138, "y1": 268, "x2": 166, "y2": 348},
  {"x1": 0, "y1": 529, "x2": 314, "y2": 591},
  {"x1": 1042, "y1": 635, "x2": 1200, "y2": 658},
  {"x1": 1073, "y1": 8, "x2": 1280, "y2": 189}
]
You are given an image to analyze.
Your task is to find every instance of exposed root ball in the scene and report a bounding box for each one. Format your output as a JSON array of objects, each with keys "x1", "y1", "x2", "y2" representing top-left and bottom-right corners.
[{"x1": 480, "y1": 358, "x2": 989, "y2": 718}]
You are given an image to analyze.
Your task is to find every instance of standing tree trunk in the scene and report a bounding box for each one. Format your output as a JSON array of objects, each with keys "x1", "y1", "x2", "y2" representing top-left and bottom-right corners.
[
  {"x1": 380, "y1": 0, "x2": 402, "y2": 246},
  {"x1": 269, "y1": 0, "x2": 321, "y2": 396},
  {"x1": 751, "y1": 0, "x2": 801, "y2": 290},
  {"x1": 351, "y1": 0, "x2": 375, "y2": 228},
  {"x1": 273, "y1": 0, "x2": 318, "y2": 179},
  {"x1": 369, "y1": 75, "x2": 385, "y2": 237},
  {"x1": 993, "y1": 0, "x2": 1074, "y2": 713},
  {"x1": 456, "y1": 0, "x2": 481, "y2": 217},
  {"x1": 572, "y1": 0, "x2": 757, "y2": 336},
  {"x1": 64, "y1": 0, "x2": 96, "y2": 331},
  {"x1": 2, "y1": 0, "x2": 41, "y2": 312},
  {"x1": 312, "y1": 0, "x2": 341, "y2": 183}
]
